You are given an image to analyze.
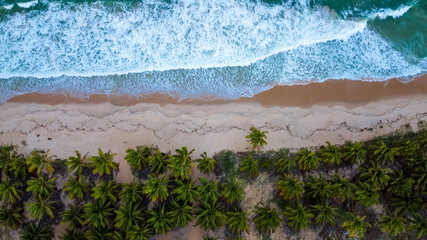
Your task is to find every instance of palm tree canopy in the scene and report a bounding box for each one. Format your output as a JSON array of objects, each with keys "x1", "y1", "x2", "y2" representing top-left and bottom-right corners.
[
  {"x1": 26, "y1": 150, "x2": 55, "y2": 176},
  {"x1": 19, "y1": 222, "x2": 54, "y2": 240},
  {"x1": 344, "y1": 141, "x2": 366, "y2": 164},
  {"x1": 26, "y1": 196, "x2": 56, "y2": 221},
  {"x1": 226, "y1": 207, "x2": 249, "y2": 233},
  {"x1": 253, "y1": 203, "x2": 282, "y2": 233},
  {"x1": 354, "y1": 182, "x2": 380, "y2": 207},
  {"x1": 59, "y1": 228, "x2": 85, "y2": 240},
  {"x1": 147, "y1": 204, "x2": 174, "y2": 234},
  {"x1": 391, "y1": 191, "x2": 422, "y2": 215},
  {"x1": 221, "y1": 178, "x2": 244, "y2": 204},
  {"x1": 83, "y1": 200, "x2": 115, "y2": 228},
  {"x1": 119, "y1": 182, "x2": 144, "y2": 204},
  {"x1": 0, "y1": 205, "x2": 24, "y2": 230},
  {"x1": 342, "y1": 213, "x2": 372, "y2": 239},
  {"x1": 91, "y1": 179, "x2": 120, "y2": 203},
  {"x1": 198, "y1": 177, "x2": 220, "y2": 203},
  {"x1": 0, "y1": 179, "x2": 22, "y2": 203},
  {"x1": 320, "y1": 141, "x2": 343, "y2": 166},
  {"x1": 26, "y1": 176, "x2": 56, "y2": 199},
  {"x1": 275, "y1": 154, "x2": 296, "y2": 175},
  {"x1": 296, "y1": 149, "x2": 321, "y2": 171},
  {"x1": 196, "y1": 200, "x2": 226, "y2": 231},
  {"x1": 114, "y1": 202, "x2": 144, "y2": 231},
  {"x1": 196, "y1": 152, "x2": 217, "y2": 174},
  {"x1": 331, "y1": 174, "x2": 355, "y2": 202},
  {"x1": 149, "y1": 149, "x2": 170, "y2": 175},
  {"x1": 239, "y1": 155, "x2": 259, "y2": 178},
  {"x1": 0, "y1": 147, "x2": 21, "y2": 177},
  {"x1": 10, "y1": 156, "x2": 28, "y2": 179},
  {"x1": 125, "y1": 146, "x2": 151, "y2": 171},
  {"x1": 88, "y1": 148, "x2": 118, "y2": 176},
  {"x1": 277, "y1": 176, "x2": 304, "y2": 201},
  {"x1": 171, "y1": 178, "x2": 199, "y2": 204},
  {"x1": 372, "y1": 141, "x2": 400, "y2": 164},
  {"x1": 143, "y1": 174, "x2": 170, "y2": 202},
  {"x1": 359, "y1": 161, "x2": 392, "y2": 189},
  {"x1": 310, "y1": 202, "x2": 338, "y2": 225},
  {"x1": 245, "y1": 127, "x2": 268, "y2": 149},
  {"x1": 127, "y1": 224, "x2": 152, "y2": 240},
  {"x1": 66, "y1": 151, "x2": 89, "y2": 176},
  {"x1": 60, "y1": 204, "x2": 85, "y2": 228},
  {"x1": 304, "y1": 175, "x2": 333, "y2": 201},
  {"x1": 168, "y1": 146, "x2": 195, "y2": 180},
  {"x1": 283, "y1": 202, "x2": 314, "y2": 230},
  {"x1": 409, "y1": 214, "x2": 427, "y2": 239},
  {"x1": 64, "y1": 175, "x2": 90, "y2": 200},
  {"x1": 379, "y1": 212, "x2": 406, "y2": 236},
  {"x1": 169, "y1": 200, "x2": 195, "y2": 228}
]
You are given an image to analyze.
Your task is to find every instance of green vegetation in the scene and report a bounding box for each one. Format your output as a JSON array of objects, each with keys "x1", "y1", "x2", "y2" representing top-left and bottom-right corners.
[{"x1": 0, "y1": 127, "x2": 426, "y2": 239}]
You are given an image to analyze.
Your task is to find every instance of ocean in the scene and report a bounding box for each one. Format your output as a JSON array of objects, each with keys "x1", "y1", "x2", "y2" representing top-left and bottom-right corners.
[{"x1": 0, "y1": 0, "x2": 426, "y2": 102}]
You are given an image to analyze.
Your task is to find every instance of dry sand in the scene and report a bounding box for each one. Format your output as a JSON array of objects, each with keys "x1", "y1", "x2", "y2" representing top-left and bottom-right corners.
[{"x1": 0, "y1": 76, "x2": 426, "y2": 239}]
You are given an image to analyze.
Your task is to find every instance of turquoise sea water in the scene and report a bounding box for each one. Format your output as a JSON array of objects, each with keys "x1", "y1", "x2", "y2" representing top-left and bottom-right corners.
[{"x1": 0, "y1": 0, "x2": 426, "y2": 102}]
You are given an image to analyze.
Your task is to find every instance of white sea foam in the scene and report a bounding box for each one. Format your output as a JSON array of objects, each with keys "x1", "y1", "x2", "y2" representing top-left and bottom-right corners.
[
  {"x1": 16, "y1": 0, "x2": 38, "y2": 8},
  {"x1": 368, "y1": 5, "x2": 412, "y2": 20},
  {"x1": 2, "y1": 4, "x2": 13, "y2": 9}
]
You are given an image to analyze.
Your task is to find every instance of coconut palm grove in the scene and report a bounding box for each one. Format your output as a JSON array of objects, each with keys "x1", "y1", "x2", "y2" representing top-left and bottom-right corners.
[{"x1": 0, "y1": 125, "x2": 427, "y2": 240}]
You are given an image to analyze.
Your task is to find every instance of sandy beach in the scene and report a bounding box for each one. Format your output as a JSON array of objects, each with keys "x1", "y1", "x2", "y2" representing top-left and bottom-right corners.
[{"x1": 1, "y1": 76, "x2": 426, "y2": 184}]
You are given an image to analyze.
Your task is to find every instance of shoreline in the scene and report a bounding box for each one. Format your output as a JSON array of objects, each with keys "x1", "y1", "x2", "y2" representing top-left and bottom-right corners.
[{"x1": 7, "y1": 74, "x2": 427, "y2": 107}]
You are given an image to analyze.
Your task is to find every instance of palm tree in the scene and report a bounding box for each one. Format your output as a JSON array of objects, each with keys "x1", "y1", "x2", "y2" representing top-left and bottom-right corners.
[
  {"x1": 61, "y1": 204, "x2": 85, "y2": 228},
  {"x1": 26, "y1": 150, "x2": 55, "y2": 176},
  {"x1": 253, "y1": 203, "x2": 281, "y2": 233},
  {"x1": 127, "y1": 224, "x2": 152, "y2": 240},
  {"x1": 331, "y1": 174, "x2": 355, "y2": 202},
  {"x1": 147, "y1": 204, "x2": 174, "y2": 234},
  {"x1": 91, "y1": 179, "x2": 120, "y2": 203},
  {"x1": 0, "y1": 179, "x2": 22, "y2": 203},
  {"x1": 83, "y1": 200, "x2": 115, "y2": 228},
  {"x1": 409, "y1": 214, "x2": 427, "y2": 239},
  {"x1": 276, "y1": 176, "x2": 304, "y2": 201},
  {"x1": 275, "y1": 154, "x2": 296, "y2": 175},
  {"x1": 401, "y1": 140, "x2": 420, "y2": 159},
  {"x1": 19, "y1": 221, "x2": 54, "y2": 240},
  {"x1": 320, "y1": 142, "x2": 343, "y2": 171},
  {"x1": 198, "y1": 177, "x2": 220, "y2": 203},
  {"x1": 372, "y1": 141, "x2": 400, "y2": 164},
  {"x1": 304, "y1": 175, "x2": 333, "y2": 201},
  {"x1": 0, "y1": 205, "x2": 25, "y2": 230},
  {"x1": 143, "y1": 174, "x2": 170, "y2": 202},
  {"x1": 149, "y1": 149, "x2": 170, "y2": 175},
  {"x1": 296, "y1": 149, "x2": 321, "y2": 173},
  {"x1": 168, "y1": 146, "x2": 195, "y2": 180},
  {"x1": 59, "y1": 228, "x2": 85, "y2": 240},
  {"x1": 391, "y1": 191, "x2": 422, "y2": 215},
  {"x1": 239, "y1": 155, "x2": 259, "y2": 178},
  {"x1": 125, "y1": 146, "x2": 151, "y2": 171},
  {"x1": 88, "y1": 148, "x2": 118, "y2": 176},
  {"x1": 119, "y1": 182, "x2": 144, "y2": 204},
  {"x1": 84, "y1": 226, "x2": 115, "y2": 240},
  {"x1": 64, "y1": 175, "x2": 90, "y2": 201},
  {"x1": 221, "y1": 178, "x2": 244, "y2": 204},
  {"x1": 170, "y1": 200, "x2": 194, "y2": 228},
  {"x1": 246, "y1": 127, "x2": 268, "y2": 149},
  {"x1": 196, "y1": 152, "x2": 217, "y2": 174},
  {"x1": 284, "y1": 202, "x2": 314, "y2": 230},
  {"x1": 226, "y1": 207, "x2": 249, "y2": 233},
  {"x1": 114, "y1": 202, "x2": 144, "y2": 231},
  {"x1": 10, "y1": 156, "x2": 28, "y2": 179},
  {"x1": 354, "y1": 182, "x2": 379, "y2": 207},
  {"x1": 310, "y1": 202, "x2": 338, "y2": 225},
  {"x1": 66, "y1": 151, "x2": 89, "y2": 176},
  {"x1": 171, "y1": 178, "x2": 199, "y2": 204},
  {"x1": 26, "y1": 176, "x2": 56, "y2": 199},
  {"x1": 387, "y1": 170, "x2": 414, "y2": 195},
  {"x1": 359, "y1": 161, "x2": 392, "y2": 189},
  {"x1": 26, "y1": 196, "x2": 56, "y2": 221},
  {"x1": 379, "y1": 212, "x2": 406, "y2": 236},
  {"x1": 196, "y1": 200, "x2": 226, "y2": 231},
  {"x1": 341, "y1": 213, "x2": 372, "y2": 239},
  {"x1": 343, "y1": 141, "x2": 366, "y2": 164},
  {"x1": 0, "y1": 147, "x2": 21, "y2": 177}
]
